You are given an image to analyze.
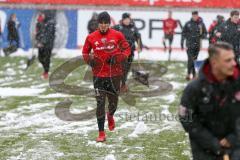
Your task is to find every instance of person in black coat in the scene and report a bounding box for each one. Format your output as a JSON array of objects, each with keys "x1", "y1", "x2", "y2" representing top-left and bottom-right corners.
[
  {"x1": 208, "y1": 15, "x2": 225, "y2": 44},
  {"x1": 7, "y1": 13, "x2": 20, "y2": 47},
  {"x1": 181, "y1": 11, "x2": 207, "y2": 80},
  {"x1": 113, "y1": 13, "x2": 141, "y2": 92},
  {"x1": 35, "y1": 11, "x2": 56, "y2": 79},
  {"x1": 179, "y1": 42, "x2": 240, "y2": 160},
  {"x1": 3, "y1": 13, "x2": 20, "y2": 56},
  {"x1": 87, "y1": 12, "x2": 98, "y2": 34},
  {"x1": 215, "y1": 10, "x2": 240, "y2": 59}
]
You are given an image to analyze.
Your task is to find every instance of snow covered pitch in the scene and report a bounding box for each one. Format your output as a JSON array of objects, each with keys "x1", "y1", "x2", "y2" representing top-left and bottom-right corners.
[{"x1": 0, "y1": 49, "x2": 206, "y2": 159}]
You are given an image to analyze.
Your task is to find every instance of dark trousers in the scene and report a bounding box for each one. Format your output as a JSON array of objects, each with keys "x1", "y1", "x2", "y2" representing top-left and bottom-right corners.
[
  {"x1": 163, "y1": 34, "x2": 174, "y2": 53},
  {"x1": 232, "y1": 148, "x2": 240, "y2": 160},
  {"x1": 163, "y1": 34, "x2": 174, "y2": 47},
  {"x1": 38, "y1": 47, "x2": 52, "y2": 73},
  {"x1": 122, "y1": 51, "x2": 134, "y2": 85},
  {"x1": 187, "y1": 47, "x2": 200, "y2": 77},
  {"x1": 93, "y1": 76, "x2": 121, "y2": 131},
  {"x1": 9, "y1": 38, "x2": 19, "y2": 48}
]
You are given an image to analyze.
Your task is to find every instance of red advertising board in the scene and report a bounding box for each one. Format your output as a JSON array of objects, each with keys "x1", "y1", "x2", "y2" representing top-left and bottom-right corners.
[{"x1": 3, "y1": 0, "x2": 240, "y2": 8}]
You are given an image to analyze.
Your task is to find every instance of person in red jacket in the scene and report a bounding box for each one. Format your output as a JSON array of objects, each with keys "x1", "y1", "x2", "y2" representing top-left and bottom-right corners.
[
  {"x1": 162, "y1": 11, "x2": 178, "y2": 60},
  {"x1": 82, "y1": 11, "x2": 131, "y2": 142}
]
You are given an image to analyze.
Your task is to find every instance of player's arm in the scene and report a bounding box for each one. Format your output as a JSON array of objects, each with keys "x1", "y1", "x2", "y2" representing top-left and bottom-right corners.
[
  {"x1": 119, "y1": 32, "x2": 131, "y2": 57},
  {"x1": 162, "y1": 19, "x2": 167, "y2": 33},
  {"x1": 181, "y1": 22, "x2": 188, "y2": 49},
  {"x1": 113, "y1": 32, "x2": 131, "y2": 63},
  {"x1": 208, "y1": 22, "x2": 216, "y2": 34},
  {"x1": 215, "y1": 23, "x2": 225, "y2": 39},
  {"x1": 82, "y1": 35, "x2": 93, "y2": 65},
  {"x1": 174, "y1": 20, "x2": 178, "y2": 30},
  {"x1": 179, "y1": 82, "x2": 223, "y2": 155},
  {"x1": 106, "y1": 32, "x2": 131, "y2": 65},
  {"x1": 201, "y1": 22, "x2": 208, "y2": 39}
]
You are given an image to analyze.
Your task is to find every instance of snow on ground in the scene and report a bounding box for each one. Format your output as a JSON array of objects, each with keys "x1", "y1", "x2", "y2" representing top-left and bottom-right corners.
[
  {"x1": 0, "y1": 104, "x2": 97, "y2": 134},
  {"x1": 160, "y1": 93, "x2": 176, "y2": 103},
  {"x1": 170, "y1": 82, "x2": 186, "y2": 90},
  {"x1": 0, "y1": 49, "x2": 190, "y2": 159},
  {"x1": 7, "y1": 48, "x2": 208, "y2": 61},
  {"x1": 38, "y1": 93, "x2": 72, "y2": 99},
  {"x1": 0, "y1": 87, "x2": 45, "y2": 97},
  {"x1": 128, "y1": 121, "x2": 148, "y2": 138},
  {"x1": 104, "y1": 154, "x2": 116, "y2": 160}
]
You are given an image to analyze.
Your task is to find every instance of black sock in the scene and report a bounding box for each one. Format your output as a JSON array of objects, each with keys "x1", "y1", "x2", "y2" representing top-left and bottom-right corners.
[
  {"x1": 163, "y1": 41, "x2": 166, "y2": 49},
  {"x1": 97, "y1": 117, "x2": 105, "y2": 131}
]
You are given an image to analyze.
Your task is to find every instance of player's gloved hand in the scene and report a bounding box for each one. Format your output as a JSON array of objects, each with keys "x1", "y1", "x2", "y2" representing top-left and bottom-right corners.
[
  {"x1": 106, "y1": 56, "x2": 116, "y2": 65},
  {"x1": 88, "y1": 60, "x2": 97, "y2": 68}
]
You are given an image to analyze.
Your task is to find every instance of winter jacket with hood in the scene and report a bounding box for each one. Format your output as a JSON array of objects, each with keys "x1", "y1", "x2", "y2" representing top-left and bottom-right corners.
[
  {"x1": 216, "y1": 18, "x2": 240, "y2": 55},
  {"x1": 180, "y1": 59, "x2": 240, "y2": 157}
]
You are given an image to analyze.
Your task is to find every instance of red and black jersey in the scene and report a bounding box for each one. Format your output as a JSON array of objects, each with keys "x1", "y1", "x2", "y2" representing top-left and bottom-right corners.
[
  {"x1": 82, "y1": 28, "x2": 131, "y2": 78},
  {"x1": 163, "y1": 18, "x2": 178, "y2": 35}
]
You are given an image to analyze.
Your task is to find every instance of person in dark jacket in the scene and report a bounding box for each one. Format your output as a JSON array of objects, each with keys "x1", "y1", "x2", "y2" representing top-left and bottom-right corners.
[
  {"x1": 113, "y1": 13, "x2": 141, "y2": 92},
  {"x1": 179, "y1": 42, "x2": 240, "y2": 160},
  {"x1": 87, "y1": 12, "x2": 98, "y2": 34},
  {"x1": 35, "y1": 11, "x2": 56, "y2": 79},
  {"x1": 215, "y1": 10, "x2": 240, "y2": 59},
  {"x1": 208, "y1": 15, "x2": 225, "y2": 44},
  {"x1": 7, "y1": 14, "x2": 20, "y2": 47},
  {"x1": 181, "y1": 11, "x2": 207, "y2": 80},
  {"x1": 82, "y1": 11, "x2": 130, "y2": 142}
]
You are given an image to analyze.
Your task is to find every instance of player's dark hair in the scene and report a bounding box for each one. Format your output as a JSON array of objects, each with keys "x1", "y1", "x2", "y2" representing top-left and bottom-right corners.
[
  {"x1": 230, "y1": 10, "x2": 239, "y2": 17},
  {"x1": 192, "y1": 11, "x2": 198, "y2": 15},
  {"x1": 208, "y1": 42, "x2": 233, "y2": 59},
  {"x1": 98, "y1": 11, "x2": 111, "y2": 24}
]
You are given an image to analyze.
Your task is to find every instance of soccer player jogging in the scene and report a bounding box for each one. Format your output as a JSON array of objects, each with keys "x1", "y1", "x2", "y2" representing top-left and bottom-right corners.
[
  {"x1": 162, "y1": 11, "x2": 177, "y2": 61},
  {"x1": 82, "y1": 12, "x2": 131, "y2": 142}
]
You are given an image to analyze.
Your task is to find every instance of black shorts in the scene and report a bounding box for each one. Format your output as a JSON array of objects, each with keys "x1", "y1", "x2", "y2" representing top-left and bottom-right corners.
[
  {"x1": 164, "y1": 34, "x2": 174, "y2": 42},
  {"x1": 93, "y1": 76, "x2": 121, "y2": 95}
]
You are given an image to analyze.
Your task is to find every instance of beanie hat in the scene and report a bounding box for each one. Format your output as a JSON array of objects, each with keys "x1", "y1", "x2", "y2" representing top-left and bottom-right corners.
[{"x1": 122, "y1": 13, "x2": 130, "y2": 20}]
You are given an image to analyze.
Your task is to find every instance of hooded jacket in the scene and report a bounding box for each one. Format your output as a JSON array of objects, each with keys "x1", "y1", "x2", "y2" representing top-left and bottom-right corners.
[
  {"x1": 180, "y1": 59, "x2": 240, "y2": 156},
  {"x1": 35, "y1": 15, "x2": 56, "y2": 49},
  {"x1": 216, "y1": 18, "x2": 240, "y2": 54}
]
